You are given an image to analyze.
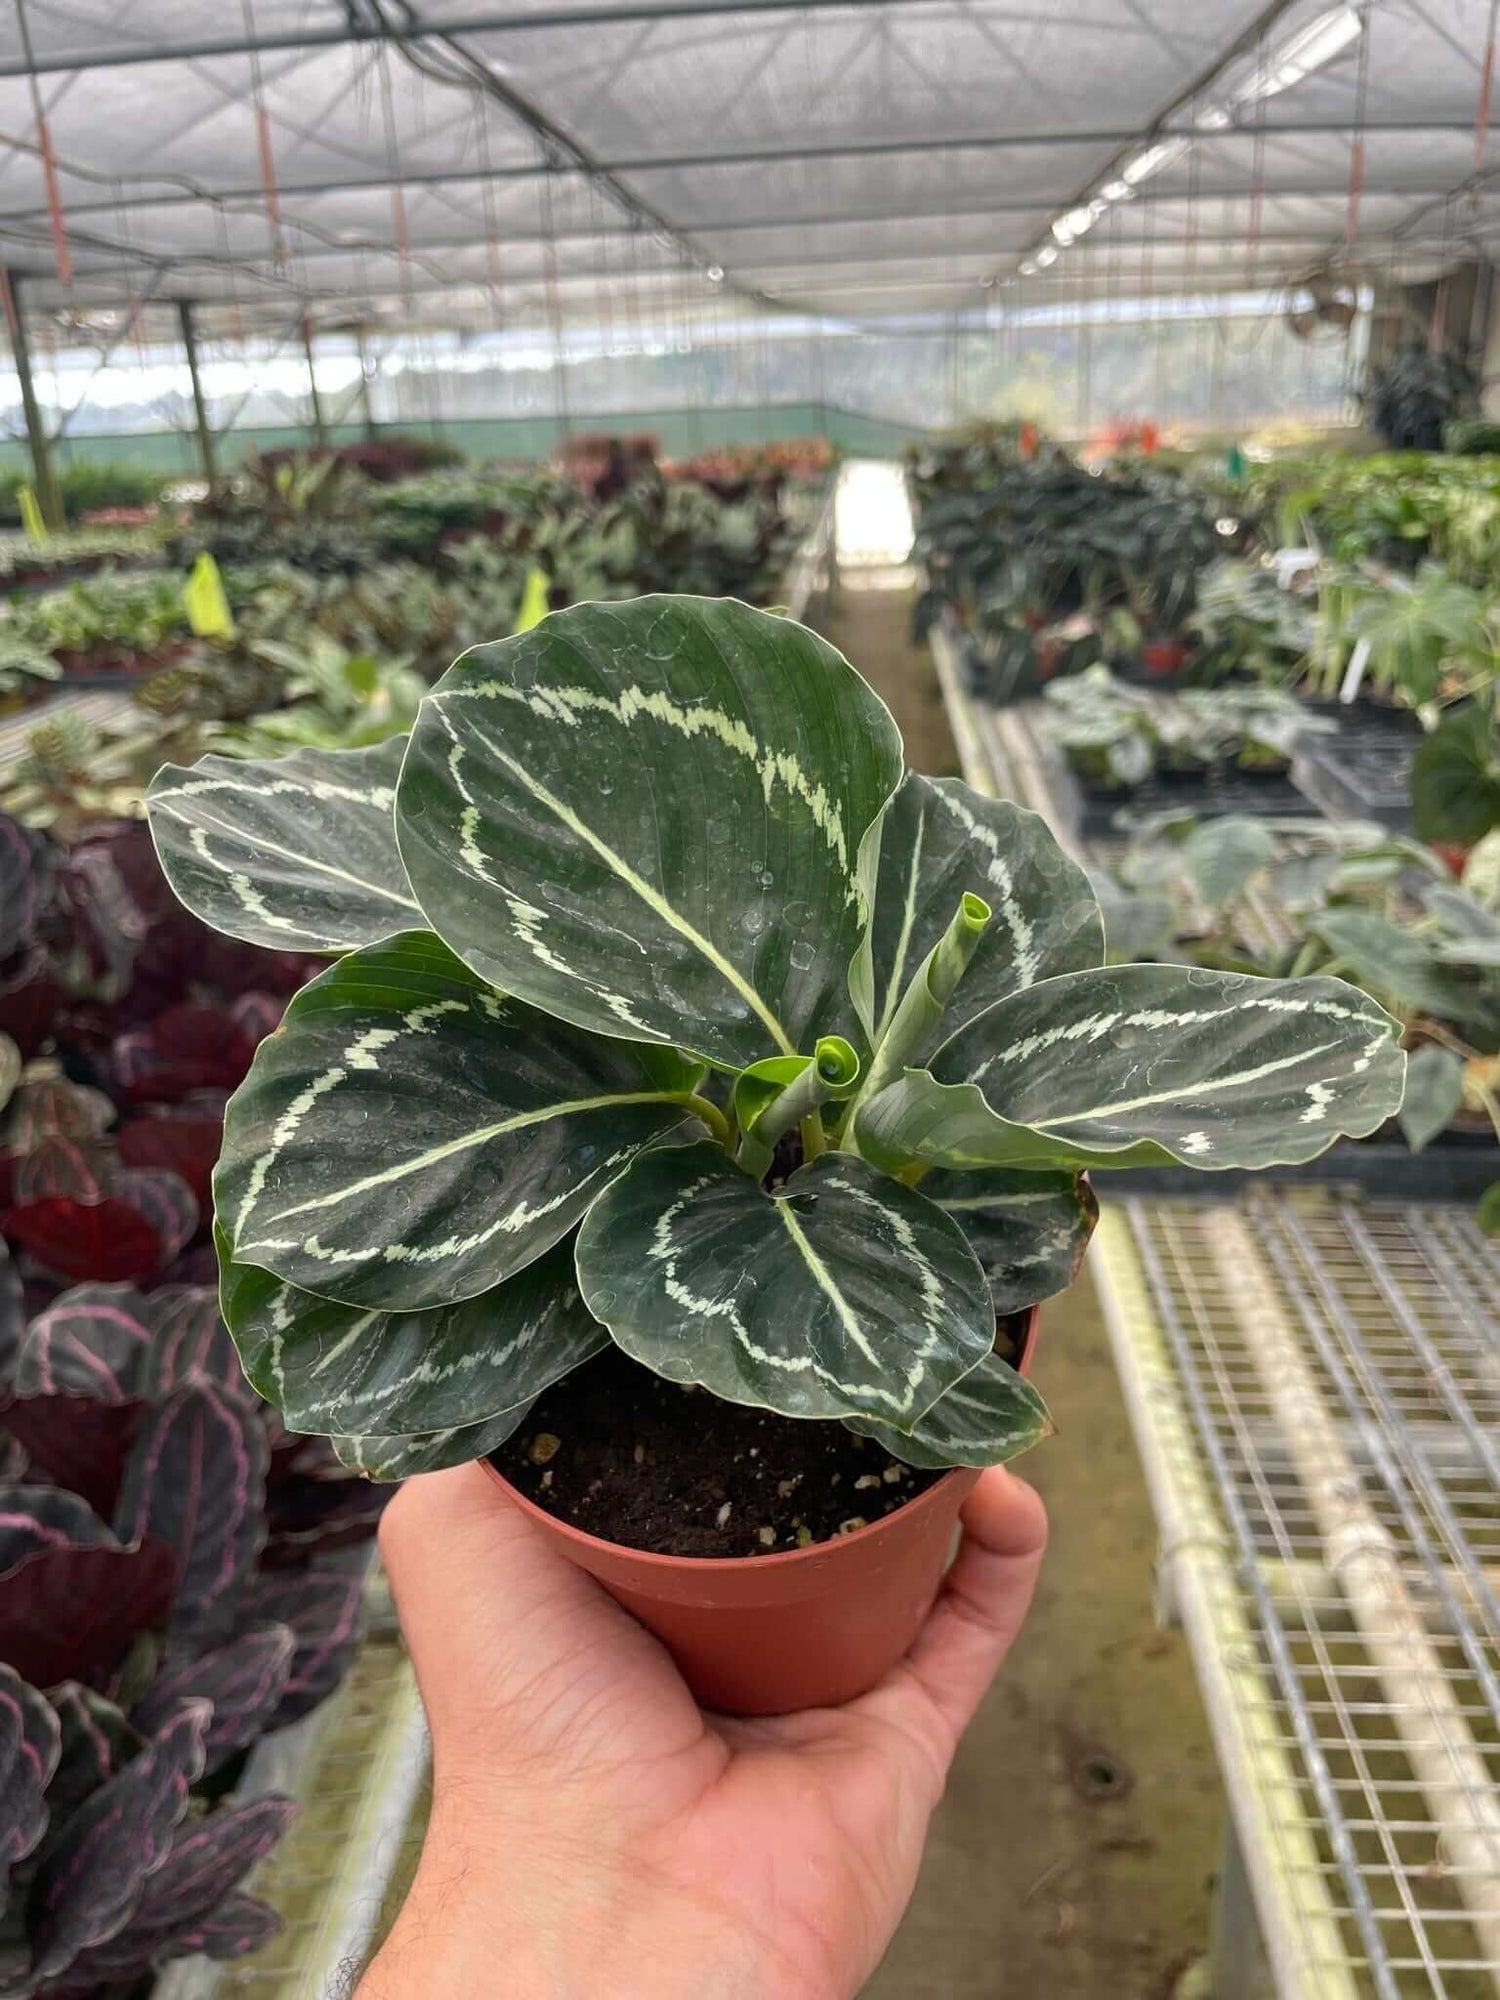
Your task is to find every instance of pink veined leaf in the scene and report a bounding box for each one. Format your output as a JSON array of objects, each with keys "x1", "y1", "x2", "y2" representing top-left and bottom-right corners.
[
  {"x1": 28, "y1": 1701, "x2": 209, "y2": 1982},
  {"x1": 0, "y1": 1524, "x2": 177, "y2": 1690},
  {"x1": 12, "y1": 1134, "x2": 105, "y2": 1205},
  {"x1": 0, "y1": 1661, "x2": 60, "y2": 1895},
  {"x1": 237, "y1": 1567, "x2": 365, "y2": 1728},
  {"x1": 111, "y1": 1168, "x2": 199, "y2": 1264},
  {"x1": 44, "y1": 1683, "x2": 143, "y2": 1831},
  {"x1": 0, "y1": 1400, "x2": 146, "y2": 1518},
  {"x1": 138, "y1": 1286, "x2": 245, "y2": 1398},
  {"x1": 113, "y1": 1385, "x2": 268, "y2": 1655},
  {"x1": 131, "y1": 1624, "x2": 296, "y2": 1774},
  {"x1": 5, "y1": 1076, "x2": 116, "y2": 1153},
  {"x1": 14, "y1": 1283, "x2": 154, "y2": 1398}
]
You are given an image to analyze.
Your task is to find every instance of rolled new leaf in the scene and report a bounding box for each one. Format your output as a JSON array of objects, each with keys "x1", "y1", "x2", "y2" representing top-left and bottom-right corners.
[
  {"x1": 575, "y1": 1141, "x2": 994, "y2": 1427},
  {"x1": 395, "y1": 596, "x2": 903, "y2": 1070},
  {"x1": 845, "y1": 891, "x2": 990, "y2": 1124},
  {"x1": 146, "y1": 738, "x2": 420, "y2": 953},
  {"x1": 732, "y1": 1035, "x2": 860, "y2": 1174},
  {"x1": 857, "y1": 965, "x2": 1405, "y2": 1173},
  {"x1": 0, "y1": 1662, "x2": 60, "y2": 1897},
  {"x1": 219, "y1": 1235, "x2": 607, "y2": 1437},
  {"x1": 850, "y1": 772, "x2": 1104, "y2": 1047},
  {"x1": 215, "y1": 930, "x2": 706, "y2": 1311},
  {"x1": 847, "y1": 1354, "x2": 1051, "y2": 1469}
]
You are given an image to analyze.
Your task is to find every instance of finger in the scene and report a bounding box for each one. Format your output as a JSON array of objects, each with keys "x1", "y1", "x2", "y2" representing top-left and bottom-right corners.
[
  {"x1": 380, "y1": 1464, "x2": 702, "y2": 1776},
  {"x1": 379, "y1": 1464, "x2": 632, "y2": 1723},
  {"x1": 870, "y1": 1467, "x2": 1047, "y2": 1767}
]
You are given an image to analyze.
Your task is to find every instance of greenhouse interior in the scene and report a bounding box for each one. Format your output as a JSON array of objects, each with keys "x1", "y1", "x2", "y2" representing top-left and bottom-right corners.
[{"x1": 2, "y1": 0, "x2": 1500, "y2": 1996}]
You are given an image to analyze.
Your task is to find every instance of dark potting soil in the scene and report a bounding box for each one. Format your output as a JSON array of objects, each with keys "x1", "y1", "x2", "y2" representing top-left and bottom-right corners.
[{"x1": 492, "y1": 1320, "x2": 1029, "y2": 1560}]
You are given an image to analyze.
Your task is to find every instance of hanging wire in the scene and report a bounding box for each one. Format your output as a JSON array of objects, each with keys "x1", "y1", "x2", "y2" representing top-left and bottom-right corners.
[
  {"x1": 1474, "y1": 0, "x2": 1500, "y2": 210},
  {"x1": 539, "y1": 154, "x2": 571, "y2": 445},
  {"x1": 1345, "y1": 4, "x2": 1372, "y2": 245},
  {"x1": 239, "y1": 0, "x2": 285, "y2": 265},
  {"x1": 377, "y1": 42, "x2": 416, "y2": 315},
  {"x1": 12, "y1": 0, "x2": 71, "y2": 285},
  {"x1": 473, "y1": 92, "x2": 505, "y2": 327}
]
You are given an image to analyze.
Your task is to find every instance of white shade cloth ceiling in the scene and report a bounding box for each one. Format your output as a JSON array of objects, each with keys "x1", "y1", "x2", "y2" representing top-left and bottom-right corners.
[{"x1": 0, "y1": 0, "x2": 1494, "y2": 331}]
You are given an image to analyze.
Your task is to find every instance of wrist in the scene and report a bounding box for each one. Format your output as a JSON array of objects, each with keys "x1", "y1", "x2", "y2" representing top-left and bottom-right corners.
[{"x1": 361, "y1": 1790, "x2": 800, "y2": 2000}]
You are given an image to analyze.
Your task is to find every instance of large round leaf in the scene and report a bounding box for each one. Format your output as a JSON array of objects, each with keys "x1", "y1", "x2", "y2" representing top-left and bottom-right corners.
[
  {"x1": 847, "y1": 1355, "x2": 1051, "y2": 1469},
  {"x1": 574, "y1": 1141, "x2": 994, "y2": 1426},
  {"x1": 146, "y1": 739, "x2": 420, "y2": 953},
  {"x1": 396, "y1": 596, "x2": 904, "y2": 1069},
  {"x1": 926, "y1": 1167, "x2": 1098, "y2": 1313},
  {"x1": 858, "y1": 966, "x2": 1405, "y2": 1172},
  {"x1": 215, "y1": 930, "x2": 703, "y2": 1310},
  {"x1": 219, "y1": 1236, "x2": 608, "y2": 1436},
  {"x1": 850, "y1": 774, "x2": 1102, "y2": 1051}
]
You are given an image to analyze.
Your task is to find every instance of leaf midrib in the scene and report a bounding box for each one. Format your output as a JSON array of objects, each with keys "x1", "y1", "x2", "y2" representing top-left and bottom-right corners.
[{"x1": 451, "y1": 709, "x2": 796, "y2": 1054}]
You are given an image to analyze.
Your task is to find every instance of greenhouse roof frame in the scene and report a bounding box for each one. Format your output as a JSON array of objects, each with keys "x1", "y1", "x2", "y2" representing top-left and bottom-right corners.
[{"x1": 1, "y1": 0, "x2": 1498, "y2": 331}]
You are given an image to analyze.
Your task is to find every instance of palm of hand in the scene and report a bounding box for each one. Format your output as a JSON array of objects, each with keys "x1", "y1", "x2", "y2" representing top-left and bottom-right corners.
[{"x1": 368, "y1": 1463, "x2": 1045, "y2": 2000}]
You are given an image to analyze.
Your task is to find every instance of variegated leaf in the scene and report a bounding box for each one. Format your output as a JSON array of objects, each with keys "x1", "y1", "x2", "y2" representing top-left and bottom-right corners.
[
  {"x1": 132, "y1": 1627, "x2": 295, "y2": 1775},
  {"x1": 858, "y1": 967, "x2": 1405, "y2": 1173},
  {"x1": 215, "y1": 930, "x2": 703, "y2": 1311},
  {"x1": 13, "y1": 1283, "x2": 153, "y2": 1399},
  {"x1": 850, "y1": 774, "x2": 1103, "y2": 1050},
  {"x1": 219, "y1": 1234, "x2": 606, "y2": 1436},
  {"x1": 396, "y1": 596, "x2": 903, "y2": 1070},
  {"x1": 328, "y1": 1406, "x2": 535, "y2": 1480},
  {"x1": 45, "y1": 1685, "x2": 142, "y2": 1832},
  {"x1": 145, "y1": 738, "x2": 420, "y2": 953},
  {"x1": 113, "y1": 1386, "x2": 269, "y2": 1654},
  {"x1": 237, "y1": 1570, "x2": 363, "y2": 1728},
  {"x1": 847, "y1": 1354, "x2": 1051, "y2": 1468},
  {"x1": 574, "y1": 1141, "x2": 993, "y2": 1426},
  {"x1": 56, "y1": 1802, "x2": 293, "y2": 1984},
  {"x1": 29, "y1": 1702, "x2": 207, "y2": 1980},
  {"x1": 927, "y1": 1167, "x2": 1098, "y2": 1313},
  {"x1": 0, "y1": 1661, "x2": 60, "y2": 1894}
]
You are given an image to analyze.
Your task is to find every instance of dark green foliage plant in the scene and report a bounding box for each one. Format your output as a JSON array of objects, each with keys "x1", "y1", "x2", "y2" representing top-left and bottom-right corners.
[{"x1": 145, "y1": 596, "x2": 1402, "y2": 1485}]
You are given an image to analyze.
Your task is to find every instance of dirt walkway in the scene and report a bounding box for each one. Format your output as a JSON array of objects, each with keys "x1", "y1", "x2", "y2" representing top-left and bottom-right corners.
[{"x1": 824, "y1": 578, "x2": 1224, "y2": 2000}]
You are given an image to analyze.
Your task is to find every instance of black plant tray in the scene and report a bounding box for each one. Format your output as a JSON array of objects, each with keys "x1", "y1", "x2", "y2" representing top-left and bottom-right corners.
[
  {"x1": 1104, "y1": 1131, "x2": 1495, "y2": 1203},
  {"x1": 1292, "y1": 733, "x2": 1414, "y2": 831},
  {"x1": 1068, "y1": 764, "x2": 1322, "y2": 840}
]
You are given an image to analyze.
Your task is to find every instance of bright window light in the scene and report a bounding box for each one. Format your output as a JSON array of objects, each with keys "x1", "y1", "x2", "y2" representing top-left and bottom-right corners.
[
  {"x1": 1101, "y1": 179, "x2": 1134, "y2": 202},
  {"x1": 1019, "y1": 258, "x2": 1039, "y2": 276},
  {"x1": 1035, "y1": 244, "x2": 1059, "y2": 268},
  {"x1": 1234, "y1": 5, "x2": 1362, "y2": 104}
]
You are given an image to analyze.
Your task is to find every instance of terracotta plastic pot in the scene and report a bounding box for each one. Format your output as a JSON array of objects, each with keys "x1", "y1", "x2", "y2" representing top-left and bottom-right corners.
[{"x1": 483, "y1": 1306, "x2": 1040, "y2": 1716}]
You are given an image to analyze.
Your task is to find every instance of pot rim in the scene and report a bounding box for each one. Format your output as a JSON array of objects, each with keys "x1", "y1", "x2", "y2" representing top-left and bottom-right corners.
[
  {"x1": 481, "y1": 1302, "x2": 1039, "y2": 1578},
  {"x1": 483, "y1": 1453, "x2": 977, "y2": 1576}
]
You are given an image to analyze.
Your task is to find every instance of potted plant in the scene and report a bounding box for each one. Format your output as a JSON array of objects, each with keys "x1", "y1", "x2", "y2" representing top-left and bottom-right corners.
[{"x1": 145, "y1": 596, "x2": 1405, "y2": 1715}]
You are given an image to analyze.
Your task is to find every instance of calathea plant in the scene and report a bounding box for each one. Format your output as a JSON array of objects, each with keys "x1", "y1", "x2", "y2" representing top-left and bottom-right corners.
[{"x1": 145, "y1": 597, "x2": 1405, "y2": 1492}]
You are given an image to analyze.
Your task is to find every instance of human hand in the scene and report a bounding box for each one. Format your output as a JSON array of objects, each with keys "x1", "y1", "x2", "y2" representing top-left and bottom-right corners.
[{"x1": 360, "y1": 1459, "x2": 1047, "y2": 2000}]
